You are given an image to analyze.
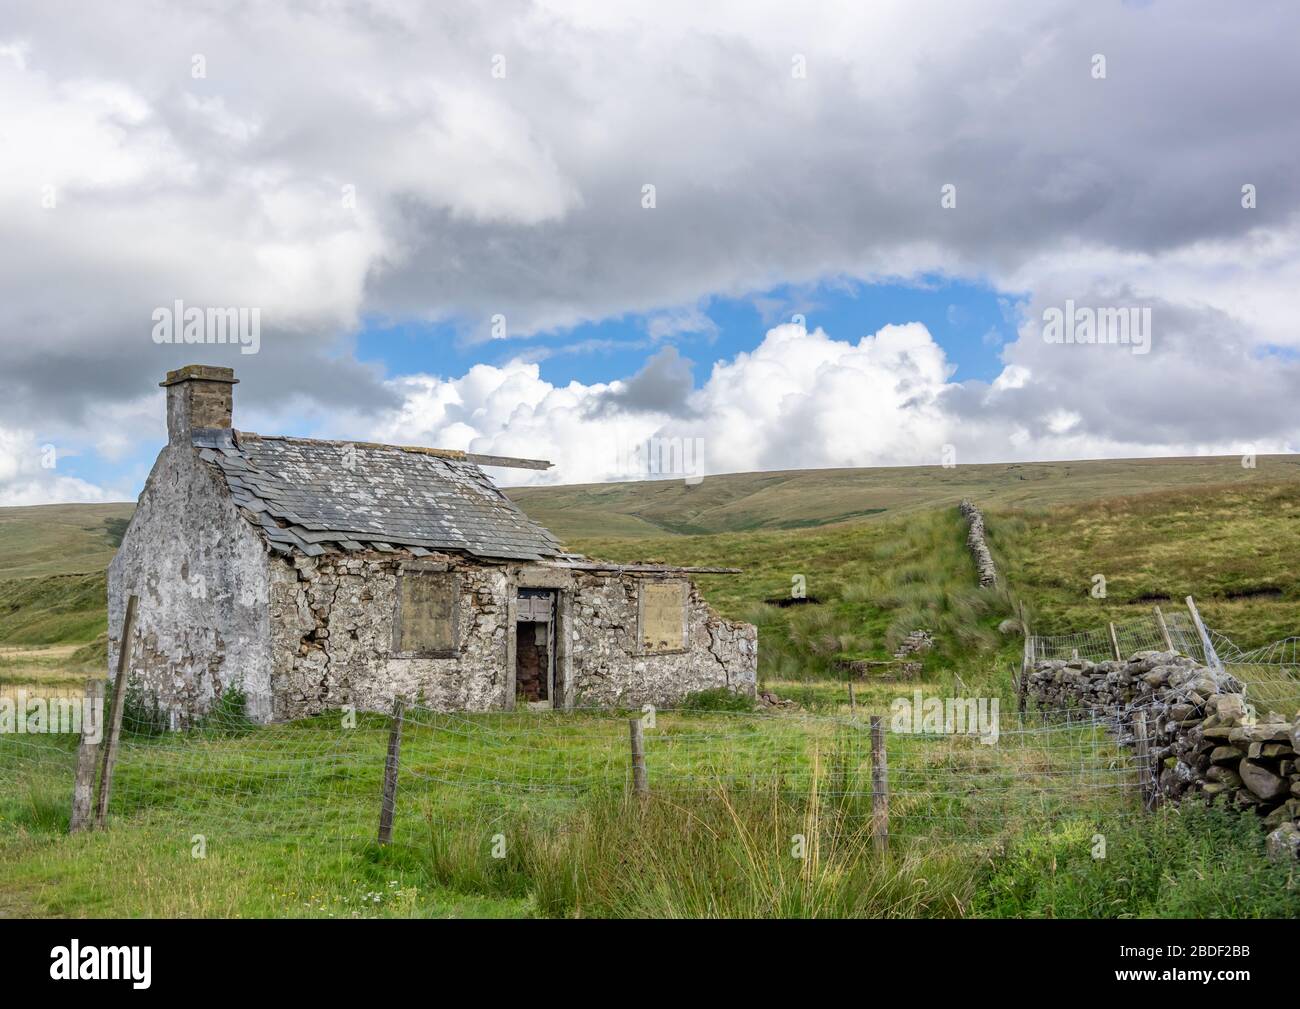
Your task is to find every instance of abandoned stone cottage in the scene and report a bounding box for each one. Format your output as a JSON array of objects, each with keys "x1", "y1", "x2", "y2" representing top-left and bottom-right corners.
[{"x1": 107, "y1": 365, "x2": 757, "y2": 724}]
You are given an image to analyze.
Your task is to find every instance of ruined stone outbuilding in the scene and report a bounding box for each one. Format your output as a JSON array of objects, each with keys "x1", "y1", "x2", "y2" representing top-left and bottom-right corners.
[{"x1": 108, "y1": 365, "x2": 757, "y2": 723}]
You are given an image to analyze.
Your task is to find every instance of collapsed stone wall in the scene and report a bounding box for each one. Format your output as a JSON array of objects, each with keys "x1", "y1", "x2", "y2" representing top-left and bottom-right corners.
[
  {"x1": 1028, "y1": 652, "x2": 1300, "y2": 859},
  {"x1": 567, "y1": 572, "x2": 757, "y2": 708},
  {"x1": 893, "y1": 629, "x2": 934, "y2": 658},
  {"x1": 958, "y1": 500, "x2": 997, "y2": 588}
]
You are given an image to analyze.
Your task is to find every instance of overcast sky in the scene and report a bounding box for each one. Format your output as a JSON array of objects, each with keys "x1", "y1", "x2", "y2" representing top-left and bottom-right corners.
[{"x1": 1, "y1": 0, "x2": 1298, "y2": 504}]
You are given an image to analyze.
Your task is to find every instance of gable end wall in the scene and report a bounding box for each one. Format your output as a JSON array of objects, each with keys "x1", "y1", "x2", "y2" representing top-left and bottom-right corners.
[{"x1": 107, "y1": 443, "x2": 273, "y2": 723}]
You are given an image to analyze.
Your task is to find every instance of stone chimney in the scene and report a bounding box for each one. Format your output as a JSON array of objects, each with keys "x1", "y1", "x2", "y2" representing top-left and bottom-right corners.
[{"x1": 161, "y1": 365, "x2": 238, "y2": 443}]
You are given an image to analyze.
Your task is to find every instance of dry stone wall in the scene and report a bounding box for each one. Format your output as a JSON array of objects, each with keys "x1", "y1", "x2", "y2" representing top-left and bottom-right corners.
[
  {"x1": 958, "y1": 500, "x2": 998, "y2": 588},
  {"x1": 1028, "y1": 651, "x2": 1300, "y2": 859},
  {"x1": 893, "y1": 629, "x2": 934, "y2": 658}
]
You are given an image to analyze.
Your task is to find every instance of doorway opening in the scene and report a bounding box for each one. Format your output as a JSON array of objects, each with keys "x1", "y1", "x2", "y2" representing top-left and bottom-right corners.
[{"x1": 516, "y1": 589, "x2": 557, "y2": 709}]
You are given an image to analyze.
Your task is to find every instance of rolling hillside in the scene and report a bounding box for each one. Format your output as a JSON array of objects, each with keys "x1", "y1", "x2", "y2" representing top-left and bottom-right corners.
[
  {"x1": 0, "y1": 502, "x2": 133, "y2": 579},
  {"x1": 507, "y1": 455, "x2": 1300, "y2": 541},
  {"x1": 2, "y1": 454, "x2": 1298, "y2": 661},
  {"x1": 2, "y1": 455, "x2": 1293, "y2": 575}
]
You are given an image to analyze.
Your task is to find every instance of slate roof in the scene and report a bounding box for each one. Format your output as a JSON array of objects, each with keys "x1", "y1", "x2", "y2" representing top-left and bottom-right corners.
[{"x1": 193, "y1": 430, "x2": 563, "y2": 561}]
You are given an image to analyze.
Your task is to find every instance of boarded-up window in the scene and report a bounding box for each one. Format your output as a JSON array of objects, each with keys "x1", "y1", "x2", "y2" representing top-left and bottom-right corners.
[
  {"x1": 638, "y1": 580, "x2": 687, "y2": 653},
  {"x1": 395, "y1": 571, "x2": 458, "y2": 656}
]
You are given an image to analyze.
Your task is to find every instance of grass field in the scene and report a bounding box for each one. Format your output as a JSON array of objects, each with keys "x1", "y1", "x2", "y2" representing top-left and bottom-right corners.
[
  {"x1": 0, "y1": 645, "x2": 95, "y2": 698},
  {"x1": 0, "y1": 575, "x2": 109, "y2": 649},
  {"x1": 2, "y1": 455, "x2": 1299, "y2": 917},
  {"x1": 990, "y1": 477, "x2": 1300, "y2": 649},
  {"x1": 6, "y1": 704, "x2": 1294, "y2": 918}
]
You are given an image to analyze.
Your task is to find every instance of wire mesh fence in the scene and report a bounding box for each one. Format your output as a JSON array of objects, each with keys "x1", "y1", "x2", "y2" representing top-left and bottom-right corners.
[
  {"x1": 1, "y1": 699, "x2": 1153, "y2": 856},
  {"x1": 6, "y1": 597, "x2": 1294, "y2": 866},
  {"x1": 1028, "y1": 608, "x2": 1204, "y2": 663},
  {"x1": 1028, "y1": 607, "x2": 1300, "y2": 713}
]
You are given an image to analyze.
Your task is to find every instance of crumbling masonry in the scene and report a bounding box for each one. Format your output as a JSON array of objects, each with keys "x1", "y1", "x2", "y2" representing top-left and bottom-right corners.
[{"x1": 109, "y1": 366, "x2": 757, "y2": 724}]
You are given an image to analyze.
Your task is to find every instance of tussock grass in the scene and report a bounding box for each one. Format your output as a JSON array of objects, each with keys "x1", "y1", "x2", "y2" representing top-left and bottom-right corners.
[
  {"x1": 3, "y1": 704, "x2": 1295, "y2": 918},
  {"x1": 975, "y1": 805, "x2": 1300, "y2": 919},
  {"x1": 575, "y1": 508, "x2": 1018, "y2": 685},
  {"x1": 993, "y1": 478, "x2": 1300, "y2": 649}
]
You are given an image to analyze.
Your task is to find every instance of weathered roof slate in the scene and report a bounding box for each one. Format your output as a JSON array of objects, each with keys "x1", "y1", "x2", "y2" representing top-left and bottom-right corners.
[{"x1": 193, "y1": 430, "x2": 563, "y2": 561}]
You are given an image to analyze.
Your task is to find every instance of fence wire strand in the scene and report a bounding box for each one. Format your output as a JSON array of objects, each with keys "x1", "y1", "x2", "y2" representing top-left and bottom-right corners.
[
  {"x1": 11, "y1": 604, "x2": 1291, "y2": 857},
  {"x1": 1, "y1": 702, "x2": 1153, "y2": 855},
  {"x1": 1029, "y1": 609, "x2": 1300, "y2": 713}
]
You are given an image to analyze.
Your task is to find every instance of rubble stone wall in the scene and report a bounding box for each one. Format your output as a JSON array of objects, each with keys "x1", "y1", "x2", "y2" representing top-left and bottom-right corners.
[
  {"x1": 266, "y1": 554, "x2": 757, "y2": 719},
  {"x1": 1028, "y1": 651, "x2": 1300, "y2": 858},
  {"x1": 567, "y1": 572, "x2": 757, "y2": 708},
  {"x1": 268, "y1": 552, "x2": 508, "y2": 720}
]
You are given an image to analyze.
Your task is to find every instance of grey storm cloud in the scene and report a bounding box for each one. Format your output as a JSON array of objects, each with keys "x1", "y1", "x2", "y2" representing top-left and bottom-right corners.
[
  {"x1": 587, "y1": 347, "x2": 697, "y2": 417},
  {"x1": 990, "y1": 296, "x2": 1300, "y2": 445},
  {"x1": 0, "y1": 0, "x2": 1298, "y2": 495}
]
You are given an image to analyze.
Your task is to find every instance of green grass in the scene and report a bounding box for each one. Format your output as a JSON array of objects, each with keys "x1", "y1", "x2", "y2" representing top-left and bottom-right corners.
[
  {"x1": 975, "y1": 804, "x2": 1300, "y2": 918},
  {"x1": 4, "y1": 707, "x2": 1293, "y2": 918},
  {"x1": 1, "y1": 454, "x2": 1296, "y2": 574},
  {"x1": 568, "y1": 507, "x2": 1020, "y2": 688},
  {"x1": 3, "y1": 456, "x2": 1300, "y2": 918},
  {"x1": 0, "y1": 573, "x2": 107, "y2": 646},
  {"x1": 993, "y1": 477, "x2": 1300, "y2": 650}
]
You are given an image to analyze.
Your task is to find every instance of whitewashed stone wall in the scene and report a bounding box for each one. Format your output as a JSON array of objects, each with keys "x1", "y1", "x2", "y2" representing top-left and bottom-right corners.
[{"x1": 108, "y1": 443, "x2": 273, "y2": 723}]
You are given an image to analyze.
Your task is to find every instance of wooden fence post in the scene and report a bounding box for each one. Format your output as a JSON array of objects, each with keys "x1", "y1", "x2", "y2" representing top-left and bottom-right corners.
[
  {"x1": 1019, "y1": 605, "x2": 1031, "y2": 715},
  {"x1": 69, "y1": 678, "x2": 105, "y2": 833},
  {"x1": 870, "y1": 715, "x2": 889, "y2": 853},
  {"x1": 1108, "y1": 622, "x2": 1123, "y2": 662},
  {"x1": 848, "y1": 682, "x2": 857, "y2": 718},
  {"x1": 628, "y1": 717, "x2": 649, "y2": 798},
  {"x1": 376, "y1": 698, "x2": 405, "y2": 845},
  {"x1": 1133, "y1": 710, "x2": 1151, "y2": 809},
  {"x1": 1153, "y1": 606, "x2": 1174, "y2": 652},
  {"x1": 94, "y1": 594, "x2": 138, "y2": 830}
]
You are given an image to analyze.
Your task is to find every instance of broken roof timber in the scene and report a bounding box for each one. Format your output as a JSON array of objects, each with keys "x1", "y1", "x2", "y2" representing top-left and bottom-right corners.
[{"x1": 465, "y1": 452, "x2": 552, "y2": 471}]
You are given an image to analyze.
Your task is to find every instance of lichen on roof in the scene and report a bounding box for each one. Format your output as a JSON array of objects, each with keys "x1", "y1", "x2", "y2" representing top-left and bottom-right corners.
[{"x1": 193, "y1": 429, "x2": 562, "y2": 561}]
